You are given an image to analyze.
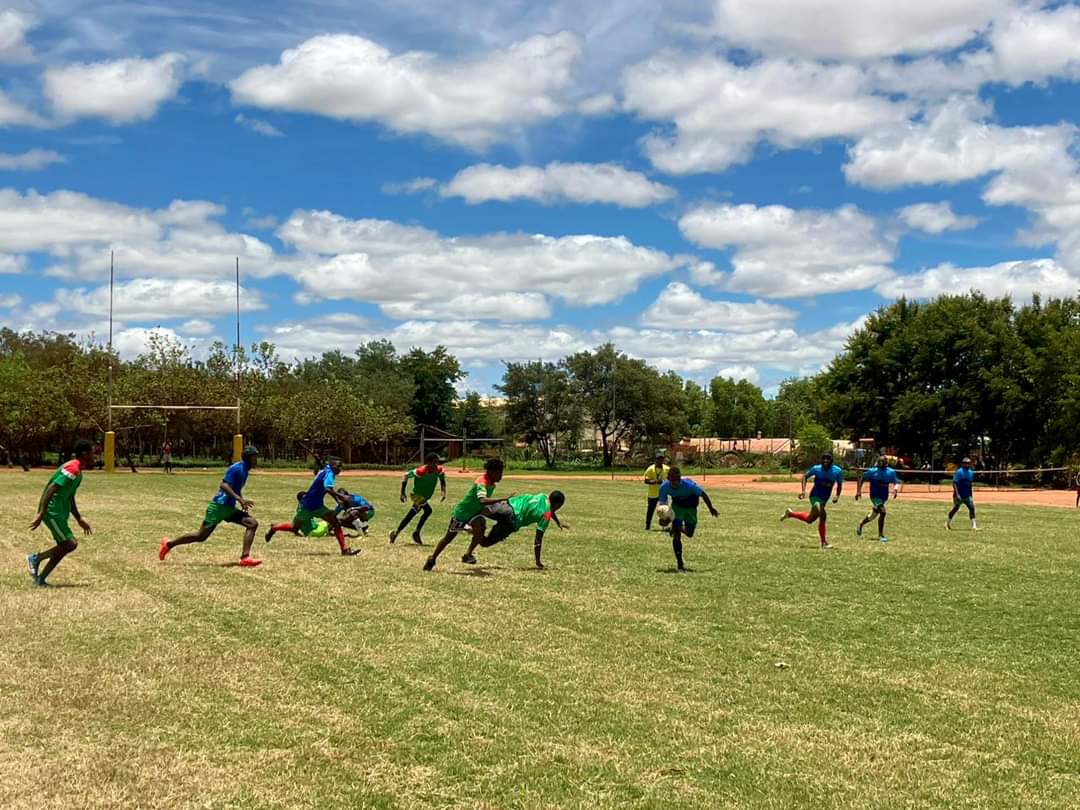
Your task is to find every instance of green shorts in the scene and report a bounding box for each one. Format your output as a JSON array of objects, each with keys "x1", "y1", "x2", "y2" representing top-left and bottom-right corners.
[
  {"x1": 953, "y1": 496, "x2": 975, "y2": 510},
  {"x1": 295, "y1": 506, "x2": 334, "y2": 527},
  {"x1": 672, "y1": 506, "x2": 698, "y2": 527},
  {"x1": 204, "y1": 502, "x2": 242, "y2": 527},
  {"x1": 43, "y1": 513, "x2": 74, "y2": 544},
  {"x1": 809, "y1": 496, "x2": 829, "y2": 508},
  {"x1": 870, "y1": 497, "x2": 887, "y2": 509}
]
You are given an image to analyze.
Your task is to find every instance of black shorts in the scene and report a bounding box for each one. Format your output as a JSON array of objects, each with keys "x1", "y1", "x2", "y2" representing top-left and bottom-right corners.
[
  {"x1": 448, "y1": 515, "x2": 482, "y2": 534},
  {"x1": 482, "y1": 502, "x2": 517, "y2": 545}
]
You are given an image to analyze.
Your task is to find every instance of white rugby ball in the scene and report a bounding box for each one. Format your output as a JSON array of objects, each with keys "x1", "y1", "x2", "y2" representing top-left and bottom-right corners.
[{"x1": 656, "y1": 504, "x2": 673, "y2": 527}]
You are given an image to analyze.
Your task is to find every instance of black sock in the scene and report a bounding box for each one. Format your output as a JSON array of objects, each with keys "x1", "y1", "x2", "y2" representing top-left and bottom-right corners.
[{"x1": 396, "y1": 509, "x2": 417, "y2": 535}]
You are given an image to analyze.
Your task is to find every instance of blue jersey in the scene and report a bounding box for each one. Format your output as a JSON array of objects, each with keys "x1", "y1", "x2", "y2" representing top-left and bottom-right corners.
[
  {"x1": 658, "y1": 478, "x2": 704, "y2": 510},
  {"x1": 337, "y1": 493, "x2": 373, "y2": 517},
  {"x1": 863, "y1": 466, "x2": 899, "y2": 500},
  {"x1": 953, "y1": 467, "x2": 975, "y2": 499},
  {"x1": 806, "y1": 464, "x2": 844, "y2": 501},
  {"x1": 211, "y1": 461, "x2": 249, "y2": 508},
  {"x1": 301, "y1": 465, "x2": 336, "y2": 511}
]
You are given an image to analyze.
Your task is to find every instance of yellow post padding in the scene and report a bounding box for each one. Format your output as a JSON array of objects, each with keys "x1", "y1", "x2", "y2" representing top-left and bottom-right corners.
[
  {"x1": 104, "y1": 431, "x2": 116, "y2": 473},
  {"x1": 233, "y1": 434, "x2": 244, "y2": 464}
]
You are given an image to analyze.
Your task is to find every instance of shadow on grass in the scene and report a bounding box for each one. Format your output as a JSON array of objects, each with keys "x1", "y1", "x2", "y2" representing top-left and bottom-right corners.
[
  {"x1": 656, "y1": 567, "x2": 696, "y2": 574},
  {"x1": 449, "y1": 567, "x2": 497, "y2": 578}
]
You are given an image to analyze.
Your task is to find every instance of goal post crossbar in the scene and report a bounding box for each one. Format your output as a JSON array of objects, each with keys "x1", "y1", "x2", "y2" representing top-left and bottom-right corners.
[{"x1": 110, "y1": 405, "x2": 240, "y2": 412}]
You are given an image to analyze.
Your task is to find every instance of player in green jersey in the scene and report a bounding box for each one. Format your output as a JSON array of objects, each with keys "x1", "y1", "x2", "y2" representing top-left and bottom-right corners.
[
  {"x1": 461, "y1": 491, "x2": 567, "y2": 569},
  {"x1": 423, "y1": 457, "x2": 507, "y2": 571},
  {"x1": 389, "y1": 452, "x2": 447, "y2": 545},
  {"x1": 26, "y1": 440, "x2": 96, "y2": 587}
]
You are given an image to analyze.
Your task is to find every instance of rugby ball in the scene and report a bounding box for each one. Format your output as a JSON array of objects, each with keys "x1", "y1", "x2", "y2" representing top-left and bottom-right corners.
[{"x1": 656, "y1": 505, "x2": 673, "y2": 527}]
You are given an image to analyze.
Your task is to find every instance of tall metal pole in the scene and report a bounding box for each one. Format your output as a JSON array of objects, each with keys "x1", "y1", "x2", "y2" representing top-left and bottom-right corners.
[
  {"x1": 107, "y1": 250, "x2": 114, "y2": 431},
  {"x1": 235, "y1": 257, "x2": 241, "y2": 435}
]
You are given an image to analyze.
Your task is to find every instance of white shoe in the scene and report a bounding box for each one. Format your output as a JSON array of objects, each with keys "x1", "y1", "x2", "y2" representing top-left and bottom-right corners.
[{"x1": 781, "y1": 509, "x2": 792, "y2": 522}]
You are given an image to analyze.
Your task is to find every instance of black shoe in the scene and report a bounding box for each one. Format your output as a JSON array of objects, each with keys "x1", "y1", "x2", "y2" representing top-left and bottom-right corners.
[
  {"x1": 411, "y1": 532, "x2": 424, "y2": 546},
  {"x1": 341, "y1": 547, "x2": 362, "y2": 556},
  {"x1": 461, "y1": 553, "x2": 477, "y2": 565},
  {"x1": 423, "y1": 556, "x2": 436, "y2": 571},
  {"x1": 389, "y1": 530, "x2": 398, "y2": 544},
  {"x1": 264, "y1": 528, "x2": 275, "y2": 543}
]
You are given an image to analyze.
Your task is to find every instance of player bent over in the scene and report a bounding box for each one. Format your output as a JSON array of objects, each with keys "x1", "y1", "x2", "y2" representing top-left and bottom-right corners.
[
  {"x1": 856, "y1": 456, "x2": 900, "y2": 543},
  {"x1": 390, "y1": 452, "x2": 446, "y2": 545},
  {"x1": 160, "y1": 446, "x2": 262, "y2": 567},
  {"x1": 658, "y1": 467, "x2": 718, "y2": 571},
  {"x1": 264, "y1": 458, "x2": 360, "y2": 555},
  {"x1": 423, "y1": 458, "x2": 506, "y2": 571},
  {"x1": 946, "y1": 457, "x2": 978, "y2": 531},
  {"x1": 338, "y1": 490, "x2": 375, "y2": 537},
  {"x1": 461, "y1": 491, "x2": 567, "y2": 569},
  {"x1": 27, "y1": 439, "x2": 96, "y2": 587},
  {"x1": 782, "y1": 451, "x2": 843, "y2": 550}
]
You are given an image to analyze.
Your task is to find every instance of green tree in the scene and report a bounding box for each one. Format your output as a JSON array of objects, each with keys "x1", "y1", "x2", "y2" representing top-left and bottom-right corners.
[
  {"x1": 400, "y1": 346, "x2": 464, "y2": 430},
  {"x1": 498, "y1": 361, "x2": 581, "y2": 467},
  {"x1": 453, "y1": 392, "x2": 502, "y2": 442},
  {"x1": 710, "y1": 376, "x2": 768, "y2": 437},
  {"x1": 795, "y1": 419, "x2": 832, "y2": 466}
]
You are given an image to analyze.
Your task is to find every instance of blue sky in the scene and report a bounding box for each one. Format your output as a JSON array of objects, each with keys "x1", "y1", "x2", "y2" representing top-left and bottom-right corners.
[{"x1": 3, "y1": 1, "x2": 1080, "y2": 396}]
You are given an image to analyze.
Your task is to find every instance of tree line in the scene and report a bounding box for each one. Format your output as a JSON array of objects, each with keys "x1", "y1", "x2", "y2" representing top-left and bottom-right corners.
[{"x1": 3, "y1": 291, "x2": 1077, "y2": 469}]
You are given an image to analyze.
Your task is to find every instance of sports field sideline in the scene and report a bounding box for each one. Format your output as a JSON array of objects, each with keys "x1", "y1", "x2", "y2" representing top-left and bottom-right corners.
[{"x1": 3, "y1": 470, "x2": 1079, "y2": 809}]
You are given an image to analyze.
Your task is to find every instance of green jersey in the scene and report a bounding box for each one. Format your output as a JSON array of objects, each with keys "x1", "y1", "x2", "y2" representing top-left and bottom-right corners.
[
  {"x1": 42, "y1": 459, "x2": 84, "y2": 520},
  {"x1": 510, "y1": 493, "x2": 554, "y2": 533},
  {"x1": 406, "y1": 465, "x2": 446, "y2": 501},
  {"x1": 452, "y1": 474, "x2": 497, "y2": 522}
]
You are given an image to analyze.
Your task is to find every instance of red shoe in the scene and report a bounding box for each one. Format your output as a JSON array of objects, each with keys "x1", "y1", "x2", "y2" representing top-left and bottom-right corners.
[
  {"x1": 159, "y1": 538, "x2": 171, "y2": 561},
  {"x1": 238, "y1": 557, "x2": 262, "y2": 567}
]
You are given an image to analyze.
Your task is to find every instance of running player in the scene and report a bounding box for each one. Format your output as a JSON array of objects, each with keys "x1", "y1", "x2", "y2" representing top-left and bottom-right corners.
[
  {"x1": 459, "y1": 491, "x2": 567, "y2": 569},
  {"x1": 643, "y1": 451, "x2": 669, "y2": 530},
  {"x1": 264, "y1": 458, "x2": 360, "y2": 555},
  {"x1": 947, "y1": 457, "x2": 978, "y2": 531},
  {"x1": 159, "y1": 446, "x2": 262, "y2": 567},
  {"x1": 26, "y1": 439, "x2": 96, "y2": 587},
  {"x1": 657, "y1": 467, "x2": 718, "y2": 571},
  {"x1": 782, "y1": 451, "x2": 843, "y2": 549},
  {"x1": 856, "y1": 456, "x2": 900, "y2": 543},
  {"x1": 423, "y1": 458, "x2": 507, "y2": 571},
  {"x1": 389, "y1": 452, "x2": 446, "y2": 545}
]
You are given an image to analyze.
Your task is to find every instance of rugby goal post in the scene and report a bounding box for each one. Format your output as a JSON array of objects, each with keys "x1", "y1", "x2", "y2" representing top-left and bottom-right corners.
[{"x1": 104, "y1": 254, "x2": 245, "y2": 471}]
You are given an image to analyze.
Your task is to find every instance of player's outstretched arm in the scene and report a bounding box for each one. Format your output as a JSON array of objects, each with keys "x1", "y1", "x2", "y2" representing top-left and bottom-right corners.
[
  {"x1": 71, "y1": 496, "x2": 92, "y2": 535},
  {"x1": 833, "y1": 480, "x2": 842, "y2": 503},
  {"x1": 400, "y1": 476, "x2": 408, "y2": 502},
  {"x1": 701, "y1": 492, "x2": 719, "y2": 518}
]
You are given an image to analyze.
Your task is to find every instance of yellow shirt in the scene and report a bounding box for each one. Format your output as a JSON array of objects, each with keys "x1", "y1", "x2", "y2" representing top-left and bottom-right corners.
[{"x1": 644, "y1": 464, "x2": 670, "y2": 499}]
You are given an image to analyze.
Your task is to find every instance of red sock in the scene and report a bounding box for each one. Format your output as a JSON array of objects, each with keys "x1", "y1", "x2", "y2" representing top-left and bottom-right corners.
[
  {"x1": 271, "y1": 522, "x2": 293, "y2": 533},
  {"x1": 334, "y1": 526, "x2": 348, "y2": 553},
  {"x1": 790, "y1": 512, "x2": 812, "y2": 523},
  {"x1": 818, "y1": 518, "x2": 827, "y2": 545}
]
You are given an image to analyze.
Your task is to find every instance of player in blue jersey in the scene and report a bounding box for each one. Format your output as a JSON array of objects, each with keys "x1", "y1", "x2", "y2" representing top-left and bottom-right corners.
[
  {"x1": 782, "y1": 451, "x2": 843, "y2": 549},
  {"x1": 946, "y1": 457, "x2": 978, "y2": 531},
  {"x1": 855, "y1": 456, "x2": 901, "y2": 543},
  {"x1": 264, "y1": 458, "x2": 360, "y2": 555},
  {"x1": 657, "y1": 467, "x2": 718, "y2": 571},
  {"x1": 160, "y1": 446, "x2": 262, "y2": 567},
  {"x1": 337, "y1": 490, "x2": 375, "y2": 537}
]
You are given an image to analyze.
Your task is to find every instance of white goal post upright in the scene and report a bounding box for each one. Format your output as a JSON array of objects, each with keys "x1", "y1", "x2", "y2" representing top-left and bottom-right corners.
[{"x1": 104, "y1": 255, "x2": 246, "y2": 472}]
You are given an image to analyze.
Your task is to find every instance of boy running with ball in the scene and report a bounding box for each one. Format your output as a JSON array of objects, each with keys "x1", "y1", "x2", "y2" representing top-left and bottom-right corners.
[
  {"x1": 390, "y1": 452, "x2": 446, "y2": 545},
  {"x1": 657, "y1": 467, "x2": 718, "y2": 571},
  {"x1": 27, "y1": 439, "x2": 96, "y2": 587},
  {"x1": 856, "y1": 456, "x2": 900, "y2": 543},
  {"x1": 782, "y1": 451, "x2": 843, "y2": 550}
]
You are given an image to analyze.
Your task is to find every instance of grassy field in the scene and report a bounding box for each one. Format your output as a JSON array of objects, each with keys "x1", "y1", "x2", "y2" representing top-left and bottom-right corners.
[{"x1": 2, "y1": 470, "x2": 1079, "y2": 809}]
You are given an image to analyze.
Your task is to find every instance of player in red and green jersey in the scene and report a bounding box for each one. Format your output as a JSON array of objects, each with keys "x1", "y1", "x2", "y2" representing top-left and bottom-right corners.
[
  {"x1": 423, "y1": 458, "x2": 507, "y2": 571},
  {"x1": 461, "y1": 491, "x2": 568, "y2": 569},
  {"x1": 389, "y1": 452, "x2": 447, "y2": 545},
  {"x1": 27, "y1": 440, "x2": 96, "y2": 586},
  {"x1": 159, "y1": 446, "x2": 263, "y2": 567}
]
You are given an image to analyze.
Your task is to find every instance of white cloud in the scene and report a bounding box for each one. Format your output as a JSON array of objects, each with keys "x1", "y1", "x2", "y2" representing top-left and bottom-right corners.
[
  {"x1": 181, "y1": 318, "x2": 215, "y2": 336},
  {"x1": 716, "y1": 365, "x2": 760, "y2": 384},
  {"x1": 578, "y1": 93, "x2": 617, "y2": 116},
  {"x1": 279, "y1": 209, "x2": 680, "y2": 314},
  {"x1": 640, "y1": 282, "x2": 796, "y2": 331},
  {"x1": 986, "y1": 5, "x2": 1080, "y2": 87},
  {"x1": 382, "y1": 292, "x2": 552, "y2": 322},
  {"x1": 55, "y1": 278, "x2": 266, "y2": 321},
  {"x1": 0, "y1": 9, "x2": 34, "y2": 63},
  {"x1": 0, "y1": 149, "x2": 65, "y2": 171},
  {"x1": 678, "y1": 203, "x2": 895, "y2": 298},
  {"x1": 712, "y1": 0, "x2": 1009, "y2": 61},
  {"x1": 382, "y1": 177, "x2": 438, "y2": 196},
  {"x1": 234, "y1": 113, "x2": 283, "y2": 137},
  {"x1": 0, "y1": 292, "x2": 21, "y2": 308},
  {"x1": 0, "y1": 253, "x2": 26, "y2": 273},
  {"x1": 0, "y1": 188, "x2": 162, "y2": 253},
  {"x1": 231, "y1": 32, "x2": 582, "y2": 148},
  {"x1": 623, "y1": 54, "x2": 910, "y2": 174},
  {"x1": 441, "y1": 162, "x2": 674, "y2": 207},
  {"x1": 44, "y1": 53, "x2": 185, "y2": 124},
  {"x1": 0, "y1": 90, "x2": 46, "y2": 128},
  {"x1": 876, "y1": 258, "x2": 1080, "y2": 301},
  {"x1": 845, "y1": 97, "x2": 1074, "y2": 189},
  {"x1": 898, "y1": 202, "x2": 980, "y2": 234}
]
